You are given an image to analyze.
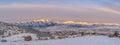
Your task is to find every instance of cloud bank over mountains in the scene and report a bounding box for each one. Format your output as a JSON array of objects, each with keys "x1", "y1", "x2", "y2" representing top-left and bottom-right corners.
[{"x1": 0, "y1": 0, "x2": 120, "y2": 23}]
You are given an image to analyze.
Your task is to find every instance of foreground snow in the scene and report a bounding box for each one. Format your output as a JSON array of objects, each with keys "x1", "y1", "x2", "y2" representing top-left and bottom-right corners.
[
  {"x1": 0, "y1": 36, "x2": 120, "y2": 45},
  {"x1": 1, "y1": 33, "x2": 38, "y2": 42}
]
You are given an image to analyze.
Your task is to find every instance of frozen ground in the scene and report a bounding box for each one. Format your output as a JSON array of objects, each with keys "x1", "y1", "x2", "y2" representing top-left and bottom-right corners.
[{"x1": 0, "y1": 36, "x2": 120, "y2": 45}]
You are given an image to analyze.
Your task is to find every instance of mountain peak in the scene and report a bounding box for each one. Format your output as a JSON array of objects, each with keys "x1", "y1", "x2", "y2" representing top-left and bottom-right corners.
[
  {"x1": 17, "y1": 19, "x2": 52, "y2": 24},
  {"x1": 62, "y1": 21, "x2": 89, "y2": 25},
  {"x1": 16, "y1": 19, "x2": 120, "y2": 26}
]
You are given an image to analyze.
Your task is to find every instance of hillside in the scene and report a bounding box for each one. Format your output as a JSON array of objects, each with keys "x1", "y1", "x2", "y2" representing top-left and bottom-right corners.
[
  {"x1": 0, "y1": 22, "x2": 53, "y2": 39},
  {"x1": 0, "y1": 20, "x2": 120, "y2": 45}
]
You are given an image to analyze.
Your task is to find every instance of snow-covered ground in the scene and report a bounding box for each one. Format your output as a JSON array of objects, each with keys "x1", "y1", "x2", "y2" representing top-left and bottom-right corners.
[
  {"x1": 0, "y1": 33, "x2": 38, "y2": 42},
  {"x1": 1, "y1": 36, "x2": 120, "y2": 45}
]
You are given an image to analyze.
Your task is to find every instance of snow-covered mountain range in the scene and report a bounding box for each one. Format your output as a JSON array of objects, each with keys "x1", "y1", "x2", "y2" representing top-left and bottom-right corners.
[
  {"x1": 0, "y1": 21, "x2": 52, "y2": 39},
  {"x1": 0, "y1": 19, "x2": 120, "y2": 44},
  {"x1": 15, "y1": 19, "x2": 120, "y2": 29}
]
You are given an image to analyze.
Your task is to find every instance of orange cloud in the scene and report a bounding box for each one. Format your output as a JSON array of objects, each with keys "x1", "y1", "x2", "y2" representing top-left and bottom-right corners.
[
  {"x1": 95, "y1": 7, "x2": 120, "y2": 15},
  {"x1": 0, "y1": 4, "x2": 120, "y2": 15},
  {"x1": 0, "y1": 4, "x2": 95, "y2": 12},
  {"x1": 0, "y1": 4, "x2": 120, "y2": 23}
]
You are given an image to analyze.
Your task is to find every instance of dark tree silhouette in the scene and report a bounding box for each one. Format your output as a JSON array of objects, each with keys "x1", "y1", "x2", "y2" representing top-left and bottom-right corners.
[
  {"x1": 24, "y1": 36, "x2": 32, "y2": 41},
  {"x1": 113, "y1": 31, "x2": 119, "y2": 37}
]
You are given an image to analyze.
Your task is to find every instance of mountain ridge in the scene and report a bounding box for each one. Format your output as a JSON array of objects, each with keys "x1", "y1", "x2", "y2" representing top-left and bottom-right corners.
[
  {"x1": 14, "y1": 19, "x2": 120, "y2": 29},
  {"x1": 0, "y1": 21, "x2": 52, "y2": 38}
]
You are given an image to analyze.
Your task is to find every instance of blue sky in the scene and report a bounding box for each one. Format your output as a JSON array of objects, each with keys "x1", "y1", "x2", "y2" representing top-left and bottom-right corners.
[
  {"x1": 0, "y1": 0, "x2": 117, "y2": 5},
  {"x1": 0, "y1": 0, "x2": 120, "y2": 8},
  {"x1": 0, "y1": 0, "x2": 120, "y2": 23}
]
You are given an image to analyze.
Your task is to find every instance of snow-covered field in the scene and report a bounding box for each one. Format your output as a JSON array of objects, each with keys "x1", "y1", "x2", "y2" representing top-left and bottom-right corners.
[
  {"x1": 1, "y1": 33, "x2": 38, "y2": 42},
  {"x1": 1, "y1": 36, "x2": 120, "y2": 45}
]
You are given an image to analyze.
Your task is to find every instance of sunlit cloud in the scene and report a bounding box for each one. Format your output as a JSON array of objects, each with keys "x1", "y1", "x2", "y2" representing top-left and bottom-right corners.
[
  {"x1": 0, "y1": 4, "x2": 95, "y2": 12},
  {"x1": 0, "y1": 0, "x2": 120, "y2": 23},
  {"x1": 0, "y1": 4, "x2": 120, "y2": 22},
  {"x1": 0, "y1": 4, "x2": 120, "y2": 15},
  {"x1": 95, "y1": 7, "x2": 120, "y2": 15}
]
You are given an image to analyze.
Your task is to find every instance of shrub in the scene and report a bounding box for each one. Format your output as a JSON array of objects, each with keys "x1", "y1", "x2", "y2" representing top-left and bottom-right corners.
[
  {"x1": 1, "y1": 40, "x2": 7, "y2": 42},
  {"x1": 24, "y1": 36, "x2": 32, "y2": 41}
]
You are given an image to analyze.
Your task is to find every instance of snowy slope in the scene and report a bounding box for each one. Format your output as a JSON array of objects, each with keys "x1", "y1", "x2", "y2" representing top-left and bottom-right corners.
[
  {"x1": 1, "y1": 33, "x2": 38, "y2": 42},
  {"x1": 1, "y1": 36, "x2": 120, "y2": 45}
]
